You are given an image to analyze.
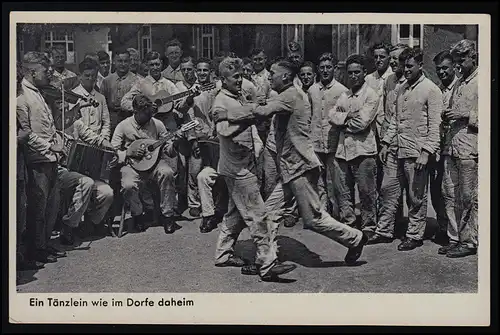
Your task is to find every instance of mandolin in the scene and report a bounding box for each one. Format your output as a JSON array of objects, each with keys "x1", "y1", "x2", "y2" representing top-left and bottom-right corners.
[
  {"x1": 127, "y1": 120, "x2": 199, "y2": 172},
  {"x1": 150, "y1": 82, "x2": 216, "y2": 114}
]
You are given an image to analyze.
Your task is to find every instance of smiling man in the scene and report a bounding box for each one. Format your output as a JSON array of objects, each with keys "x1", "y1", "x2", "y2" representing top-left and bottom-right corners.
[
  {"x1": 440, "y1": 40, "x2": 479, "y2": 258},
  {"x1": 308, "y1": 53, "x2": 349, "y2": 217},
  {"x1": 162, "y1": 39, "x2": 185, "y2": 84},
  {"x1": 365, "y1": 43, "x2": 393, "y2": 96},
  {"x1": 298, "y1": 61, "x2": 316, "y2": 92},
  {"x1": 375, "y1": 48, "x2": 443, "y2": 251}
]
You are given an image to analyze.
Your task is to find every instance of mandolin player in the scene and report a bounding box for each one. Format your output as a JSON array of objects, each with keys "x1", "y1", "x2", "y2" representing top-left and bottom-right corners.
[
  {"x1": 111, "y1": 94, "x2": 186, "y2": 235},
  {"x1": 46, "y1": 58, "x2": 114, "y2": 245}
]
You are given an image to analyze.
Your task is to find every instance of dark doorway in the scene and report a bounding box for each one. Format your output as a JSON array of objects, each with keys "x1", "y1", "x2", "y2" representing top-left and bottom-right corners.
[
  {"x1": 304, "y1": 24, "x2": 333, "y2": 63},
  {"x1": 228, "y1": 25, "x2": 256, "y2": 58}
]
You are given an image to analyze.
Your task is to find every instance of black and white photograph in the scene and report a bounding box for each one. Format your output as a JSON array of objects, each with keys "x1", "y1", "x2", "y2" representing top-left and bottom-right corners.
[{"x1": 9, "y1": 11, "x2": 491, "y2": 325}]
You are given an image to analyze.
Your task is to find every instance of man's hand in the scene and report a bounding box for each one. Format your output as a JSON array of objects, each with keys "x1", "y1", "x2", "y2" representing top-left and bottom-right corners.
[
  {"x1": 50, "y1": 142, "x2": 64, "y2": 153},
  {"x1": 379, "y1": 145, "x2": 389, "y2": 164},
  {"x1": 211, "y1": 108, "x2": 228, "y2": 123},
  {"x1": 100, "y1": 139, "x2": 112, "y2": 148},
  {"x1": 443, "y1": 108, "x2": 467, "y2": 121},
  {"x1": 190, "y1": 83, "x2": 202, "y2": 97},
  {"x1": 415, "y1": 150, "x2": 430, "y2": 171},
  {"x1": 126, "y1": 145, "x2": 146, "y2": 159},
  {"x1": 17, "y1": 129, "x2": 31, "y2": 145}
]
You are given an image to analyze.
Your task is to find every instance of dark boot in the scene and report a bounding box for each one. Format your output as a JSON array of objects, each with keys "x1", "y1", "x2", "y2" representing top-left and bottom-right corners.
[
  {"x1": 59, "y1": 225, "x2": 74, "y2": 246},
  {"x1": 260, "y1": 262, "x2": 297, "y2": 281},
  {"x1": 161, "y1": 216, "x2": 177, "y2": 234},
  {"x1": 345, "y1": 231, "x2": 368, "y2": 265},
  {"x1": 134, "y1": 215, "x2": 146, "y2": 232}
]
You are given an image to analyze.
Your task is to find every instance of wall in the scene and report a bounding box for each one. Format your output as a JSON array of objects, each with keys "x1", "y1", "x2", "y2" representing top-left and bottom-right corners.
[
  {"x1": 72, "y1": 27, "x2": 110, "y2": 73},
  {"x1": 254, "y1": 25, "x2": 282, "y2": 61}
]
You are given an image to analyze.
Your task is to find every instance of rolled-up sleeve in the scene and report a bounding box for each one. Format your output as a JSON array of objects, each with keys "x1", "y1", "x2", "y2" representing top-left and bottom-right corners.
[
  {"x1": 17, "y1": 95, "x2": 52, "y2": 156},
  {"x1": 421, "y1": 86, "x2": 443, "y2": 154}
]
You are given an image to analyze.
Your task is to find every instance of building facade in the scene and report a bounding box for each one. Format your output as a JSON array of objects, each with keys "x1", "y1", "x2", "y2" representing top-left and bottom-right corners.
[{"x1": 17, "y1": 23, "x2": 478, "y2": 86}]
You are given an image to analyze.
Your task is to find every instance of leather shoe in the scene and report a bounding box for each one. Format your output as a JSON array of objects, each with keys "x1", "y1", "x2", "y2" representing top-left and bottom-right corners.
[
  {"x1": 34, "y1": 250, "x2": 58, "y2": 263},
  {"x1": 134, "y1": 216, "x2": 146, "y2": 232},
  {"x1": 200, "y1": 216, "x2": 218, "y2": 233},
  {"x1": 215, "y1": 255, "x2": 246, "y2": 267},
  {"x1": 446, "y1": 244, "x2": 477, "y2": 258},
  {"x1": 438, "y1": 242, "x2": 458, "y2": 255},
  {"x1": 260, "y1": 262, "x2": 297, "y2": 281},
  {"x1": 189, "y1": 207, "x2": 202, "y2": 218},
  {"x1": 397, "y1": 238, "x2": 423, "y2": 251},
  {"x1": 162, "y1": 217, "x2": 176, "y2": 234},
  {"x1": 59, "y1": 226, "x2": 74, "y2": 246},
  {"x1": 47, "y1": 246, "x2": 67, "y2": 258},
  {"x1": 241, "y1": 264, "x2": 259, "y2": 275},
  {"x1": 345, "y1": 231, "x2": 368, "y2": 265},
  {"x1": 368, "y1": 234, "x2": 394, "y2": 245}
]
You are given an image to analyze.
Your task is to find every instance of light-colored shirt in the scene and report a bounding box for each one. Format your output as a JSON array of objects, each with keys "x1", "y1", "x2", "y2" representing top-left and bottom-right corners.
[
  {"x1": 251, "y1": 68, "x2": 271, "y2": 99},
  {"x1": 309, "y1": 79, "x2": 349, "y2": 153},
  {"x1": 365, "y1": 67, "x2": 393, "y2": 96},
  {"x1": 111, "y1": 115, "x2": 176, "y2": 165},
  {"x1": 68, "y1": 84, "x2": 110, "y2": 145},
  {"x1": 214, "y1": 89, "x2": 262, "y2": 180},
  {"x1": 383, "y1": 74, "x2": 443, "y2": 158},
  {"x1": 16, "y1": 78, "x2": 62, "y2": 164},
  {"x1": 100, "y1": 71, "x2": 139, "y2": 111},
  {"x1": 233, "y1": 85, "x2": 322, "y2": 184},
  {"x1": 50, "y1": 68, "x2": 77, "y2": 88},
  {"x1": 96, "y1": 72, "x2": 105, "y2": 91},
  {"x1": 439, "y1": 75, "x2": 460, "y2": 109},
  {"x1": 162, "y1": 64, "x2": 185, "y2": 84},
  {"x1": 330, "y1": 82, "x2": 379, "y2": 161},
  {"x1": 121, "y1": 75, "x2": 181, "y2": 112},
  {"x1": 442, "y1": 68, "x2": 478, "y2": 159},
  {"x1": 380, "y1": 73, "x2": 407, "y2": 141},
  {"x1": 176, "y1": 81, "x2": 217, "y2": 140}
]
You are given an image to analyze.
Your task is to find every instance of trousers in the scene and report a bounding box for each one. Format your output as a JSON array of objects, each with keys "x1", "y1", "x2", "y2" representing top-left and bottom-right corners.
[
  {"x1": 441, "y1": 156, "x2": 478, "y2": 247},
  {"x1": 214, "y1": 175, "x2": 276, "y2": 276}
]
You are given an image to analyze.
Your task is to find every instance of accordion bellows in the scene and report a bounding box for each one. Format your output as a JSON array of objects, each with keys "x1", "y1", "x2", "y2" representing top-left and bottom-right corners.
[{"x1": 66, "y1": 142, "x2": 116, "y2": 183}]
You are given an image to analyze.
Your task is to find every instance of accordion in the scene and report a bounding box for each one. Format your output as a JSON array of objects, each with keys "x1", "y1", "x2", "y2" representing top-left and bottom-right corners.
[
  {"x1": 198, "y1": 139, "x2": 220, "y2": 170},
  {"x1": 65, "y1": 141, "x2": 117, "y2": 183}
]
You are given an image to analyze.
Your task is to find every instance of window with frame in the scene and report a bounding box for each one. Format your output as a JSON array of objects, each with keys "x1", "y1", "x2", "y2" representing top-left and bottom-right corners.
[
  {"x1": 138, "y1": 25, "x2": 152, "y2": 60},
  {"x1": 107, "y1": 30, "x2": 113, "y2": 60},
  {"x1": 193, "y1": 25, "x2": 219, "y2": 59},
  {"x1": 396, "y1": 24, "x2": 423, "y2": 48},
  {"x1": 44, "y1": 31, "x2": 75, "y2": 64}
]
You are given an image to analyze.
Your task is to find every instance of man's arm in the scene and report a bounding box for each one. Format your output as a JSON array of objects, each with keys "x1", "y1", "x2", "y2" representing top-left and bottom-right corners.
[
  {"x1": 16, "y1": 95, "x2": 53, "y2": 156},
  {"x1": 157, "y1": 121, "x2": 177, "y2": 158},
  {"x1": 344, "y1": 90, "x2": 380, "y2": 133},
  {"x1": 100, "y1": 98, "x2": 111, "y2": 141},
  {"x1": 381, "y1": 106, "x2": 398, "y2": 147},
  {"x1": 421, "y1": 86, "x2": 444, "y2": 155},
  {"x1": 120, "y1": 80, "x2": 143, "y2": 112}
]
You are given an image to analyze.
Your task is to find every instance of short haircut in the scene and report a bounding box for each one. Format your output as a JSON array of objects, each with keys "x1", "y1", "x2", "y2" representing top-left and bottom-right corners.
[
  {"x1": 127, "y1": 48, "x2": 140, "y2": 58},
  {"x1": 345, "y1": 54, "x2": 367, "y2": 69},
  {"x1": 250, "y1": 48, "x2": 265, "y2": 57},
  {"x1": 79, "y1": 58, "x2": 99, "y2": 73},
  {"x1": 300, "y1": 61, "x2": 316, "y2": 72},
  {"x1": 272, "y1": 59, "x2": 299, "y2": 79},
  {"x1": 132, "y1": 94, "x2": 153, "y2": 113},
  {"x1": 22, "y1": 51, "x2": 50, "y2": 67},
  {"x1": 433, "y1": 50, "x2": 454, "y2": 64},
  {"x1": 288, "y1": 41, "x2": 302, "y2": 53},
  {"x1": 84, "y1": 52, "x2": 99, "y2": 62},
  {"x1": 242, "y1": 57, "x2": 253, "y2": 65},
  {"x1": 219, "y1": 57, "x2": 243, "y2": 78},
  {"x1": 398, "y1": 47, "x2": 412, "y2": 63},
  {"x1": 390, "y1": 43, "x2": 409, "y2": 52},
  {"x1": 114, "y1": 49, "x2": 130, "y2": 58},
  {"x1": 371, "y1": 42, "x2": 392, "y2": 55},
  {"x1": 97, "y1": 50, "x2": 110, "y2": 61},
  {"x1": 318, "y1": 52, "x2": 338, "y2": 66},
  {"x1": 165, "y1": 39, "x2": 182, "y2": 50},
  {"x1": 450, "y1": 39, "x2": 477, "y2": 57},
  {"x1": 196, "y1": 57, "x2": 212, "y2": 67},
  {"x1": 180, "y1": 56, "x2": 194, "y2": 64},
  {"x1": 406, "y1": 47, "x2": 424, "y2": 64},
  {"x1": 144, "y1": 51, "x2": 161, "y2": 62},
  {"x1": 51, "y1": 44, "x2": 66, "y2": 54}
]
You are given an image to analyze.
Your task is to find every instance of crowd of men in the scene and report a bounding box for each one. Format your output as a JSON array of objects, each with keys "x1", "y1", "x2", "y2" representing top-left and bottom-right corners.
[{"x1": 16, "y1": 35, "x2": 479, "y2": 282}]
